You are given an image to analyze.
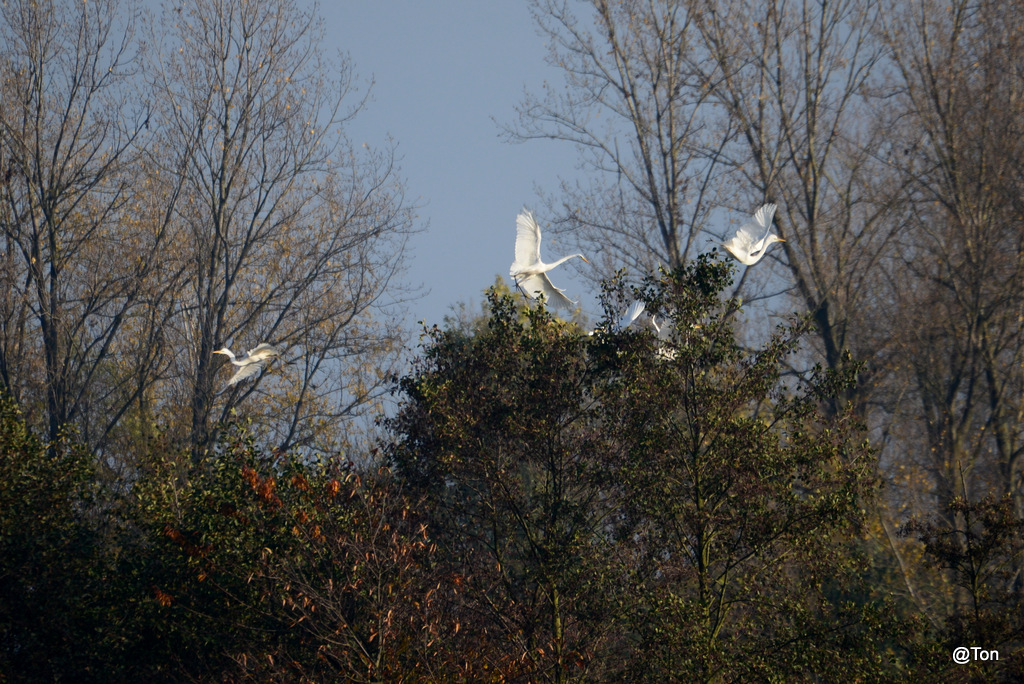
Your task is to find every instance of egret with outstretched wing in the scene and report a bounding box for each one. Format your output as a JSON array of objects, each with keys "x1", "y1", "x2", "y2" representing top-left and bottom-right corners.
[
  {"x1": 617, "y1": 300, "x2": 646, "y2": 331},
  {"x1": 722, "y1": 203, "x2": 783, "y2": 265},
  {"x1": 213, "y1": 343, "x2": 280, "y2": 387},
  {"x1": 588, "y1": 300, "x2": 646, "y2": 336},
  {"x1": 510, "y1": 210, "x2": 589, "y2": 308}
]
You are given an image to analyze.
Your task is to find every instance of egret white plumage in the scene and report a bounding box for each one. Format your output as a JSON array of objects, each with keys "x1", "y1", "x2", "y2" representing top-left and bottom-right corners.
[
  {"x1": 510, "y1": 209, "x2": 588, "y2": 309},
  {"x1": 617, "y1": 300, "x2": 646, "y2": 331},
  {"x1": 588, "y1": 300, "x2": 646, "y2": 336},
  {"x1": 647, "y1": 314, "x2": 678, "y2": 361},
  {"x1": 213, "y1": 343, "x2": 280, "y2": 387},
  {"x1": 721, "y1": 203, "x2": 783, "y2": 265}
]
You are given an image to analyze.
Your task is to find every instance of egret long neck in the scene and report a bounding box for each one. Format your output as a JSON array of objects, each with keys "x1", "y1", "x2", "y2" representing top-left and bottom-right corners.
[{"x1": 549, "y1": 253, "x2": 586, "y2": 269}]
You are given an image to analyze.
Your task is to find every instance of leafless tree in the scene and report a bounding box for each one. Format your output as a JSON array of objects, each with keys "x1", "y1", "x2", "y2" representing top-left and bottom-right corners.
[
  {"x1": 876, "y1": 0, "x2": 1024, "y2": 516},
  {"x1": 516, "y1": 1, "x2": 900, "y2": 415},
  {"x1": 1, "y1": 0, "x2": 415, "y2": 461},
  {"x1": 690, "y1": 0, "x2": 898, "y2": 410},
  {"x1": 509, "y1": 0, "x2": 731, "y2": 281},
  {"x1": 144, "y1": 0, "x2": 414, "y2": 456},
  {"x1": 0, "y1": 0, "x2": 173, "y2": 453}
]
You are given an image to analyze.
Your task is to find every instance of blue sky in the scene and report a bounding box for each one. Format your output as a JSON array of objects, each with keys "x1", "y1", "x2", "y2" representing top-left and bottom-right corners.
[{"x1": 322, "y1": 2, "x2": 595, "y2": 333}]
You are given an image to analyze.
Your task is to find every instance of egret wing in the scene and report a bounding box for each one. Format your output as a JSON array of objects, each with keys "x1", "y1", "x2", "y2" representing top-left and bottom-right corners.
[
  {"x1": 226, "y1": 362, "x2": 265, "y2": 386},
  {"x1": 511, "y1": 210, "x2": 542, "y2": 275},
  {"x1": 617, "y1": 300, "x2": 646, "y2": 330},
  {"x1": 723, "y1": 223, "x2": 758, "y2": 252},
  {"x1": 752, "y1": 203, "x2": 777, "y2": 232},
  {"x1": 748, "y1": 203, "x2": 778, "y2": 249},
  {"x1": 246, "y1": 343, "x2": 279, "y2": 361},
  {"x1": 515, "y1": 272, "x2": 575, "y2": 309}
]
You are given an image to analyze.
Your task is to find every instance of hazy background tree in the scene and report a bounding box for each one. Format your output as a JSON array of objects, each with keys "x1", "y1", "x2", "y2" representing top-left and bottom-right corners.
[
  {"x1": 876, "y1": 0, "x2": 1024, "y2": 514},
  {"x1": 866, "y1": 0, "x2": 1024, "y2": 639},
  {"x1": 143, "y1": 0, "x2": 415, "y2": 455},
  {"x1": 901, "y1": 495, "x2": 1024, "y2": 680}
]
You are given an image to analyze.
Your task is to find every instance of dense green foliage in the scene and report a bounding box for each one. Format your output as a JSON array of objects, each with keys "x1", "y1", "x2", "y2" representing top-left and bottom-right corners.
[
  {"x1": 387, "y1": 258, "x2": 897, "y2": 681},
  {"x1": 2, "y1": 261, "x2": 1022, "y2": 680},
  {"x1": 0, "y1": 397, "x2": 112, "y2": 679}
]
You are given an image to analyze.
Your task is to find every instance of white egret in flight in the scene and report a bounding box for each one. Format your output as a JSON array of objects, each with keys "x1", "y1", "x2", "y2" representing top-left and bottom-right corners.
[
  {"x1": 213, "y1": 343, "x2": 281, "y2": 387},
  {"x1": 510, "y1": 209, "x2": 589, "y2": 309},
  {"x1": 588, "y1": 300, "x2": 646, "y2": 336},
  {"x1": 617, "y1": 300, "x2": 646, "y2": 331},
  {"x1": 722, "y1": 203, "x2": 783, "y2": 265}
]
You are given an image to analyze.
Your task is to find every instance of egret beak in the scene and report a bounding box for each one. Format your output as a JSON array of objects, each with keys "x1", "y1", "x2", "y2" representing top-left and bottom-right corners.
[
  {"x1": 777, "y1": 238, "x2": 786, "y2": 242},
  {"x1": 581, "y1": 255, "x2": 590, "y2": 264}
]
